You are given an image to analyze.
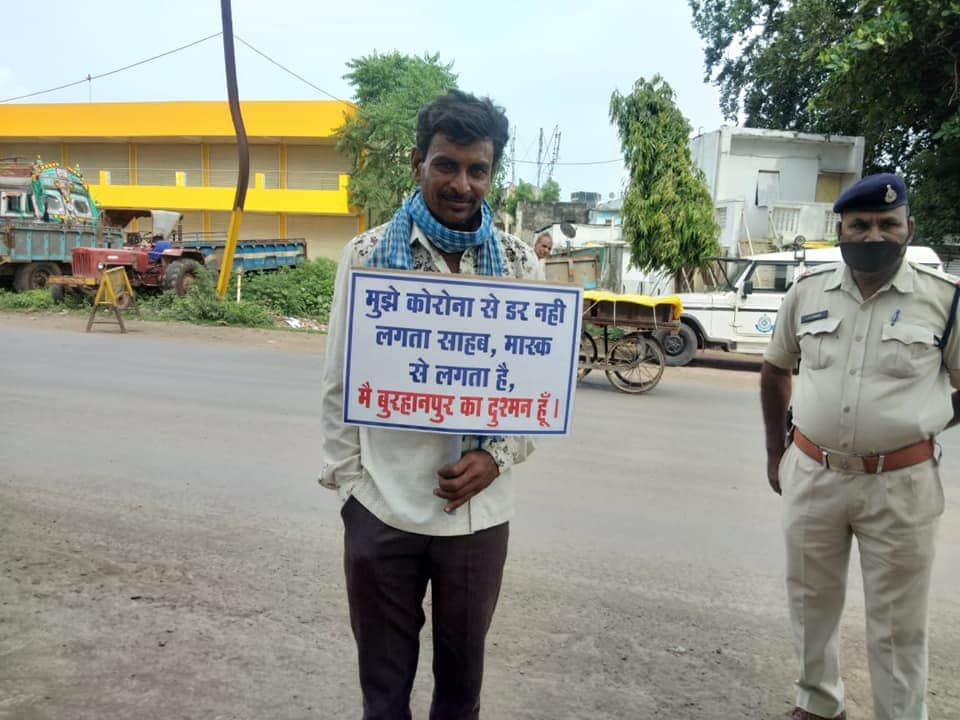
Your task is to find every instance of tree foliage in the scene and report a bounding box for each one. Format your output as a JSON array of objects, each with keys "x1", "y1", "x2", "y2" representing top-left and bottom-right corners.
[
  {"x1": 503, "y1": 180, "x2": 538, "y2": 218},
  {"x1": 610, "y1": 76, "x2": 719, "y2": 274},
  {"x1": 540, "y1": 178, "x2": 561, "y2": 203},
  {"x1": 688, "y1": 0, "x2": 960, "y2": 239},
  {"x1": 500, "y1": 179, "x2": 562, "y2": 221},
  {"x1": 336, "y1": 52, "x2": 458, "y2": 226}
]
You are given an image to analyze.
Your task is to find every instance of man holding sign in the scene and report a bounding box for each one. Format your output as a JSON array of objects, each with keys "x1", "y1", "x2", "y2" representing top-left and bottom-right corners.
[{"x1": 320, "y1": 90, "x2": 543, "y2": 719}]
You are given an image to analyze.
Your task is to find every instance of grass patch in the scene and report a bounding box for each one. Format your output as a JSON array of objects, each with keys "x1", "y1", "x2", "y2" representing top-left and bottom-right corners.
[
  {"x1": 0, "y1": 289, "x2": 57, "y2": 311},
  {"x1": 1, "y1": 258, "x2": 338, "y2": 330}
]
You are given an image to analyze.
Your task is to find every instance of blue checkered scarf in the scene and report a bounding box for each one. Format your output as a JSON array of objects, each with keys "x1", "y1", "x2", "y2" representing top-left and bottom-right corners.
[{"x1": 368, "y1": 190, "x2": 505, "y2": 276}]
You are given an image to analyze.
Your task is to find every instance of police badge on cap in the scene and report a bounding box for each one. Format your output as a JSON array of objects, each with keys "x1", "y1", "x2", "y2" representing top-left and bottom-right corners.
[{"x1": 833, "y1": 173, "x2": 908, "y2": 213}]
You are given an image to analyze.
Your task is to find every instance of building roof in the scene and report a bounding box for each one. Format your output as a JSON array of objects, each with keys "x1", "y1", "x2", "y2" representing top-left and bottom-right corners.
[
  {"x1": 0, "y1": 100, "x2": 354, "y2": 143},
  {"x1": 594, "y1": 198, "x2": 622, "y2": 212},
  {"x1": 694, "y1": 125, "x2": 863, "y2": 146}
]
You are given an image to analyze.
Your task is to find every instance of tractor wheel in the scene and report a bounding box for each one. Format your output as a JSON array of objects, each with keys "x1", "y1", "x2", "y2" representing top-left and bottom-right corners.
[
  {"x1": 163, "y1": 259, "x2": 203, "y2": 296},
  {"x1": 14, "y1": 262, "x2": 63, "y2": 292},
  {"x1": 50, "y1": 283, "x2": 65, "y2": 304}
]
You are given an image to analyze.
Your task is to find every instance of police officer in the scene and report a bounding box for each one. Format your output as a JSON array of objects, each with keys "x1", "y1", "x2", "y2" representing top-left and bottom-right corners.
[{"x1": 760, "y1": 173, "x2": 957, "y2": 720}]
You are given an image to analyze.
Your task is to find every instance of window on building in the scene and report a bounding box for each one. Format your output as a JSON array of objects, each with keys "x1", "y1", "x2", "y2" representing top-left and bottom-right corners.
[
  {"x1": 756, "y1": 170, "x2": 781, "y2": 207},
  {"x1": 815, "y1": 173, "x2": 843, "y2": 204}
]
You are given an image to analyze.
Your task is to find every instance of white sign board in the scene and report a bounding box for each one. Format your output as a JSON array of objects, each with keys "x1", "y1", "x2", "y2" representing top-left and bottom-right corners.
[{"x1": 344, "y1": 269, "x2": 582, "y2": 435}]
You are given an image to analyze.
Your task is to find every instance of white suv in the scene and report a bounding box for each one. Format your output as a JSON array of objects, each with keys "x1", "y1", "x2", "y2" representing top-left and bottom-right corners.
[{"x1": 657, "y1": 246, "x2": 946, "y2": 366}]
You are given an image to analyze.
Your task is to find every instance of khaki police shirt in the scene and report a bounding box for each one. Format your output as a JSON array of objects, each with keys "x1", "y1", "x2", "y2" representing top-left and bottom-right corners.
[{"x1": 764, "y1": 259, "x2": 960, "y2": 454}]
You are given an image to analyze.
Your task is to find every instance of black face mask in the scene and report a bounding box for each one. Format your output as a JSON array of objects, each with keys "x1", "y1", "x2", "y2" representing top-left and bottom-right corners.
[{"x1": 839, "y1": 241, "x2": 906, "y2": 275}]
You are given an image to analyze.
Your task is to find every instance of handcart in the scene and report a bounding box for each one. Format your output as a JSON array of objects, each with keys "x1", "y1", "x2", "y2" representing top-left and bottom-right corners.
[{"x1": 578, "y1": 290, "x2": 683, "y2": 394}]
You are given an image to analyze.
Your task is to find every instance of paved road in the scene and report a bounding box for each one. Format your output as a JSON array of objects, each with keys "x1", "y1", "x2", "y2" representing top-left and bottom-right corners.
[{"x1": 1, "y1": 322, "x2": 958, "y2": 719}]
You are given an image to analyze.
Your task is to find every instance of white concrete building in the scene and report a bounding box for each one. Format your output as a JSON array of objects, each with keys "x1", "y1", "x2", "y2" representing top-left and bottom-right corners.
[{"x1": 690, "y1": 127, "x2": 865, "y2": 254}]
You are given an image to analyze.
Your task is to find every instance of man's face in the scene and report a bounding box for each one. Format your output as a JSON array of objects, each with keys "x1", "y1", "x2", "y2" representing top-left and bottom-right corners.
[
  {"x1": 836, "y1": 205, "x2": 914, "y2": 276},
  {"x1": 534, "y1": 235, "x2": 553, "y2": 259},
  {"x1": 837, "y1": 206, "x2": 914, "y2": 245},
  {"x1": 412, "y1": 134, "x2": 495, "y2": 230}
]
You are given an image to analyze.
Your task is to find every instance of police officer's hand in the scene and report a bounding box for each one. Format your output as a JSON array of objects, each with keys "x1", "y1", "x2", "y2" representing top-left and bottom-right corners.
[
  {"x1": 767, "y1": 450, "x2": 783, "y2": 495},
  {"x1": 435, "y1": 450, "x2": 500, "y2": 513}
]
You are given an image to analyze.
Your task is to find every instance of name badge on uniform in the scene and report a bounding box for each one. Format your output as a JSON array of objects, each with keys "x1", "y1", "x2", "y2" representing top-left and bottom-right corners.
[{"x1": 800, "y1": 310, "x2": 829, "y2": 324}]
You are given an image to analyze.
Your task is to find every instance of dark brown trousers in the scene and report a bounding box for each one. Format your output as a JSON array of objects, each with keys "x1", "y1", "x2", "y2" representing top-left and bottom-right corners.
[{"x1": 341, "y1": 496, "x2": 509, "y2": 720}]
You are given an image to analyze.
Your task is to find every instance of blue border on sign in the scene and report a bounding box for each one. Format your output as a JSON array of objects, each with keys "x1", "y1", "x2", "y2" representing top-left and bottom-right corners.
[{"x1": 343, "y1": 270, "x2": 582, "y2": 435}]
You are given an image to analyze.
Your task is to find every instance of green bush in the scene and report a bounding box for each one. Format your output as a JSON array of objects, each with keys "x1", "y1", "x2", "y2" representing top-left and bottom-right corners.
[
  {"x1": 0, "y1": 289, "x2": 57, "y2": 311},
  {"x1": 61, "y1": 290, "x2": 92, "y2": 310},
  {"x1": 232, "y1": 258, "x2": 337, "y2": 319},
  {"x1": 1, "y1": 258, "x2": 339, "y2": 330},
  {"x1": 171, "y1": 270, "x2": 274, "y2": 327}
]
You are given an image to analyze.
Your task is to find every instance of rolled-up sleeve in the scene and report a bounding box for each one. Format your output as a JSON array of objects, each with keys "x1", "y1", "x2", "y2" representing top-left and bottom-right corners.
[
  {"x1": 763, "y1": 284, "x2": 801, "y2": 370},
  {"x1": 479, "y1": 435, "x2": 536, "y2": 474},
  {"x1": 319, "y1": 243, "x2": 363, "y2": 490}
]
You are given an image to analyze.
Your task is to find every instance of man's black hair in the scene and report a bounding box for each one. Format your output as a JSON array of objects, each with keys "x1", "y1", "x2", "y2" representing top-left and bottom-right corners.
[{"x1": 416, "y1": 90, "x2": 510, "y2": 166}]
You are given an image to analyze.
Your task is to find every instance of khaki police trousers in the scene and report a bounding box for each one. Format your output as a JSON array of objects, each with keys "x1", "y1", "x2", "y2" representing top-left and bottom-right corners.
[{"x1": 780, "y1": 443, "x2": 944, "y2": 720}]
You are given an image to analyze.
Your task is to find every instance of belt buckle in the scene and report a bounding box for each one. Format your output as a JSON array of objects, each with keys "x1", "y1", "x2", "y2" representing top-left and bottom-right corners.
[{"x1": 823, "y1": 451, "x2": 869, "y2": 473}]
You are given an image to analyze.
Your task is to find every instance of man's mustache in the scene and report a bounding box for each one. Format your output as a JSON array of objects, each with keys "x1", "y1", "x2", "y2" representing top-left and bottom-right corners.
[{"x1": 440, "y1": 192, "x2": 475, "y2": 203}]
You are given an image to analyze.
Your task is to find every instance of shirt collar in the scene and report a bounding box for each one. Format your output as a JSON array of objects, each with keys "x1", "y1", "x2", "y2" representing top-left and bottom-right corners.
[
  {"x1": 410, "y1": 222, "x2": 426, "y2": 247},
  {"x1": 409, "y1": 223, "x2": 478, "y2": 274},
  {"x1": 833, "y1": 258, "x2": 915, "y2": 296}
]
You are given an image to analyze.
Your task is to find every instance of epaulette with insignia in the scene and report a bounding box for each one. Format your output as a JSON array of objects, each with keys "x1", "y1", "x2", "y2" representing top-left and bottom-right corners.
[
  {"x1": 796, "y1": 263, "x2": 837, "y2": 282},
  {"x1": 911, "y1": 261, "x2": 955, "y2": 284}
]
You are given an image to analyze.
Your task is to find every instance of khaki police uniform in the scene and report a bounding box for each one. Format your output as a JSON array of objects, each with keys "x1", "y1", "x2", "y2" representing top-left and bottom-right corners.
[{"x1": 765, "y1": 258, "x2": 956, "y2": 720}]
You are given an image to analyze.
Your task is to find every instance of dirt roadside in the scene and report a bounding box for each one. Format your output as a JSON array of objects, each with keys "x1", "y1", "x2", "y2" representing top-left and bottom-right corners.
[{"x1": 0, "y1": 310, "x2": 328, "y2": 355}]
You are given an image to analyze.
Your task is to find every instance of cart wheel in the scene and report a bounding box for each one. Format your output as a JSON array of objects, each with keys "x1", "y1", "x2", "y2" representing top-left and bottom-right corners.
[
  {"x1": 577, "y1": 332, "x2": 598, "y2": 382},
  {"x1": 605, "y1": 334, "x2": 665, "y2": 394}
]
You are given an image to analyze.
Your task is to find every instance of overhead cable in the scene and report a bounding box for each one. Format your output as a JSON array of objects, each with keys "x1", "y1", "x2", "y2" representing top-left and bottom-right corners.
[
  {"x1": 235, "y1": 35, "x2": 345, "y2": 103},
  {"x1": 0, "y1": 32, "x2": 223, "y2": 103},
  {"x1": 513, "y1": 158, "x2": 623, "y2": 166}
]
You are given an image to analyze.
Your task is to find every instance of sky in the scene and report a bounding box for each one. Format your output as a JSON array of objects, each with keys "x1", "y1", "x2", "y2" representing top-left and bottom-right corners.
[{"x1": 0, "y1": 0, "x2": 726, "y2": 200}]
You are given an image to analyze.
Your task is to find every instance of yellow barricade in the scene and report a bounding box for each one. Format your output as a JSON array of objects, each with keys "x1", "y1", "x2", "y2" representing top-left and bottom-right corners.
[{"x1": 86, "y1": 267, "x2": 141, "y2": 333}]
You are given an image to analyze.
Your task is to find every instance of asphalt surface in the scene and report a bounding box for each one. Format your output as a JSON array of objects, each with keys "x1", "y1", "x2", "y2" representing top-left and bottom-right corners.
[{"x1": 1, "y1": 319, "x2": 958, "y2": 719}]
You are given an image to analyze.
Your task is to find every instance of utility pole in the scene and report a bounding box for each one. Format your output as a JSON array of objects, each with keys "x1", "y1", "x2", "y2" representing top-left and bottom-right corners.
[
  {"x1": 547, "y1": 130, "x2": 561, "y2": 182},
  {"x1": 536, "y1": 127, "x2": 544, "y2": 188},
  {"x1": 510, "y1": 129, "x2": 516, "y2": 186},
  {"x1": 216, "y1": 0, "x2": 250, "y2": 300}
]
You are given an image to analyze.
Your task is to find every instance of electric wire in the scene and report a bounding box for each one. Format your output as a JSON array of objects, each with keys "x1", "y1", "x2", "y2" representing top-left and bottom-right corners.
[
  {"x1": 235, "y1": 35, "x2": 345, "y2": 103},
  {"x1": 0, "y1": 32, "x2": 223, "y2": 103},
  {"x1": 513, "y1": 158, "x2": 623, "y2": 166}
]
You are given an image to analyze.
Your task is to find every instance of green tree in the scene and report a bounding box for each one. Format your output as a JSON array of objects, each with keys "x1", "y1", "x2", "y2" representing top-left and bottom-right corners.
[
  {"x1": 486, "y1": 160, "x2": 508, "y2": 211},
  {"x1": 503, "y1": 180, "x2": 538, "y2": 218},
  {"x1": 688, "y1": 0, "x2": 960, "y2": 239},
  {"x1": 540, "y1": 178, "x2": 561, "y2": 203},
  {"x1": 610, "y1": 75, "x2": 719, "y2": 275},
  {"x1": 336, "y1": 52, "x2": 458, "y2": 226}
]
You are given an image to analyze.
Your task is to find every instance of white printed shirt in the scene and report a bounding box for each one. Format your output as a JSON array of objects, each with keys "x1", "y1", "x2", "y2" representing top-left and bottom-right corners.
[{"x1": 319, "y1": 222, "x2": 543, "y2": 535}]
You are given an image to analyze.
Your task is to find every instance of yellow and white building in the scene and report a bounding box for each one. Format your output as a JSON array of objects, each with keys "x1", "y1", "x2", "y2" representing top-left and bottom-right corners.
[{"x1": 0, "y1": 100, "x2": 363, "y2": 260}]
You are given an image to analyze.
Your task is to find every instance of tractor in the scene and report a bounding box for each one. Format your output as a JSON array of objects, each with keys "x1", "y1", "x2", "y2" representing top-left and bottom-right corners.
[{"x1": 49, "y1": 211, "x2": 207, "y2": 304}]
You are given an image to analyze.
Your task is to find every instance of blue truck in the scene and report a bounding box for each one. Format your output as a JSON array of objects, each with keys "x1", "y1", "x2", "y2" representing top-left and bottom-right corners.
[{"x1": 120, "y1": 210, "x2": 307, "y2": 276}]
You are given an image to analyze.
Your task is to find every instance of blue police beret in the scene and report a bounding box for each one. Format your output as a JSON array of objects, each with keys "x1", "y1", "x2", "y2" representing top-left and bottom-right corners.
[{"x1": 833, "y1": 173, "x2": 908, "y2": 213}]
